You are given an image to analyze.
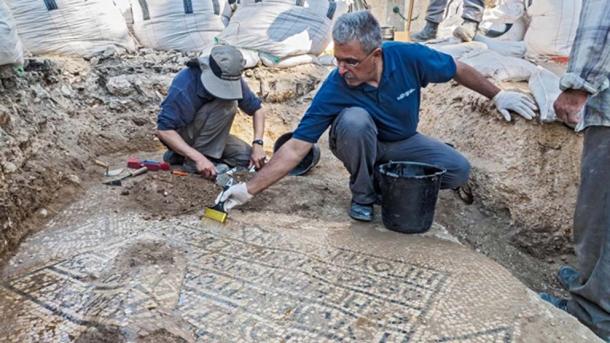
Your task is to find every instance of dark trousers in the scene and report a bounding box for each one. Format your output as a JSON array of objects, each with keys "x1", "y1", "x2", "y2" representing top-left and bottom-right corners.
[
  {"x1": 329, "y1": 107, "x2": 471, "y2": 205},
  {"x1": 568, "y1": 126, "x2": 610, "y2": 340}
]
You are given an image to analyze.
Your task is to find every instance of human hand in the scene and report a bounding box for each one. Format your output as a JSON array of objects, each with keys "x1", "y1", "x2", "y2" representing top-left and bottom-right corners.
[
  {"x1": 493, "y1": 90, "x2": 538, "y2": 121},
  {"x1": 554, "y1": 89, "x2": 588, "y2": 126},
  {"x1": 195, "y1": 157, "x2": 217, "y2": 180},
  {"x1": 215, "y1": 182, "x2": 253, "y2": 212},
  {"x1": 249, "y1": 144, "x2": 267, "y2": 170}
]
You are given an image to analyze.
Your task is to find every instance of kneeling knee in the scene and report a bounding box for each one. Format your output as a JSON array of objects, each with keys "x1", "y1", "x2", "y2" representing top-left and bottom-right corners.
[{"x1": 335, "y1": 107, "x2": 375, "y2": 135}]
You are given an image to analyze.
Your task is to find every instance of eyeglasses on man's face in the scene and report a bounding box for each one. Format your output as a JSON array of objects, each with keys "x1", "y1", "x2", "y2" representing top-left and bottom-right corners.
[{"x1": 333, "y1": 48, "x2": 378, "y2": 69}]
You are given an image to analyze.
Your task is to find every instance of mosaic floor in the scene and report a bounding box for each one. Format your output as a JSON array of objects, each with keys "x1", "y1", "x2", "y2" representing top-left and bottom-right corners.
[{"x1": 0, "y1": 185, "x2": 601, "y2": 342}]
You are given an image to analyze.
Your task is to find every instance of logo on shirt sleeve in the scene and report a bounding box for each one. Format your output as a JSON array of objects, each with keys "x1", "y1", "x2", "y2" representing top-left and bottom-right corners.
[{"x1": 396, "y1": 88, "x2": 416, "y2": 101}]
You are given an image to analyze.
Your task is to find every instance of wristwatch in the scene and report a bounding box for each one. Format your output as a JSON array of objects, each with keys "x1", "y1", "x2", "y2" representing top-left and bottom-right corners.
[{"x1": 252, "y1": 139, "x2": 264, "y2": 146}]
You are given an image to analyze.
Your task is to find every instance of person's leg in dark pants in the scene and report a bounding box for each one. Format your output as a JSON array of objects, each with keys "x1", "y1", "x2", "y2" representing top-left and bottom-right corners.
[
  {"x1": 329, "y1": 107, "x2": 379, "y2": 206},
  {"x1": 378, "y1": 133, "x2": 471, "y2": 190},
  {"x1": 568, "y1": 126, "x2": 610, "y2": 340}
]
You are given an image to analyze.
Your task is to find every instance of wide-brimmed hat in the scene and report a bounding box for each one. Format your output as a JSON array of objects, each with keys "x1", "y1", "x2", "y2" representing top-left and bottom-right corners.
[{"x1": 200, "y1": 45, "x2": 245, "y2": 100}]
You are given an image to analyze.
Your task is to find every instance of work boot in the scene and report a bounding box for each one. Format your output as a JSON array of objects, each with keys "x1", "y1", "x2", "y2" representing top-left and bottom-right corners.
[
  {"x1": 182, "y1": 159, "x2": 230, "y2": 174},
  {"x1": 453, "y1": 19, "x2": 479, "y2": 42},
  {"x1": 350, "y1": 202, "x2": 374, "y2": 222},
  {"x1": 163, "y1": 150, "x2": 184, "y2": 165},
  {"x1": 557, "y1": 266, "x2": 580, "y2": 290},
  {"x1": 539, "y1": 292, "x2": 569, "y2": 312},
  {"x1": 410, "y1": 21, "x2": 439, "y2": 42}
]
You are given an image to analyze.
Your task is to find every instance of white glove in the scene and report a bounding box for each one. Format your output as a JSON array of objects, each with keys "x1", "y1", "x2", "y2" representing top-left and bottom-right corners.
[
  {"x1": 215, "y1": 182, "x2": 253, "y2": 212},
  {"x1": 493, "y1": 90, "x2": 538, "y2": 121}
]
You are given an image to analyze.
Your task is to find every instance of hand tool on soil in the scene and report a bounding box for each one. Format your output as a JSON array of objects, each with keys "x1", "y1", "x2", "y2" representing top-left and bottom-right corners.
[
  {"x1": 202, "y1": 173, "x2": 236, "y2": 223},
  {"x1": 94, "y1": 159, "x2": 124, "y2": 177},
  {"x1": 127, "y1": 157, "x2": 169, "y2": 171},
  {"x1": 103, "y1": 166, "x2": 148, "y2": 186},
  {"x1": 171, "y1": 170, "x2": 189, "y2": 176}
]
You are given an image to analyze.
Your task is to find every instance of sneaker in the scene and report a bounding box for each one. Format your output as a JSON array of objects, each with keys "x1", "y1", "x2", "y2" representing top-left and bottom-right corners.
[
  {"x1": 182, "y1": 159, "x2": 231, "y2": 175},
  {"x1": 350, "y1": 202, "x2": 374, "y2": 222},
  {"x1": 163, "y1": 150, "x2": 185, "y2": 165},
  {"x1": 410, "y1": 21, "x2": 439, "y2": 42},
  {"x1": 539, "y1": 292, "x2": 569, "y2": 312},
  {"x1": 557, "y1": 266, "x2": 580, "y2": 290},
  {"x1": 453, "y1": 19, "x2": 478, "y2": 42}
]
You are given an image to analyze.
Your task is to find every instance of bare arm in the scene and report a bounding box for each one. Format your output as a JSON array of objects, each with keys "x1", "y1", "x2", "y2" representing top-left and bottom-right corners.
[
  {"x1": 246, "y1": 138, "x2": 312, "y2": 195},
  {"x1": 453, "y1": 61, "x2": 500, "y2": 99},
  {"x1": 252, "y1": 107, "x2": 265, "y2": 141},
  {"x1": 250, "y1": 107, "x2": 267, "y2": 169}
]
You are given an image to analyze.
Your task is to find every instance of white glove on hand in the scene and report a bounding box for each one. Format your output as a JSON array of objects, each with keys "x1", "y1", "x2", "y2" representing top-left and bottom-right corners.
[
  {"x1": 215, "y1": 182, "x2": 253, "y2": 212},
  {"x1": 493, "y1": 90, "x2": 538, "y2": 121}
]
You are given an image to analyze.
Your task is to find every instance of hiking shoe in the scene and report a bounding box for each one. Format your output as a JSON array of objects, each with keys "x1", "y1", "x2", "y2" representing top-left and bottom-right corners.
[
  {"x1": 539, "y1": 292, "x2": 569, "y2": 312},
  {"x1": 411, "y1": 21, "x2": 439, "y2": 42},
  {"x1": 163, "y1": 150, "x2": 185, "y2": 165},
  {"x1": 557, "y1": 266, "x2": 580, "y2": 290},
  {"x1": 350, "y1": 202, "x2": 374, "y2": 222},
  {"x1": 182, "y1": 160, "x2": 230, "y2": 175},
  {"x1": 453, "y1": 19, "x2": 479, "y2": 42}
]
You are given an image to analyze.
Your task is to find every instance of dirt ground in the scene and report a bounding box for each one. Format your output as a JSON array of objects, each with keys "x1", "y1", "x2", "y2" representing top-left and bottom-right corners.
[
  {"x1": 0, "y1": 49, "x2": 579, "y2": 299},
  {"x1": 0, "y1": 51, "x2": 328, "y2": 258}
]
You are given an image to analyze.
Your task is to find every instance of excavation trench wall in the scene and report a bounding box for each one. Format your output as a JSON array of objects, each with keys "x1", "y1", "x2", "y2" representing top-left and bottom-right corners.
[
  {"x1": 0, "y1": 52, "x2": 580, "y2": 267},
  {"x1": 0, "y1": 52, "x2": 326, "y2": 258},
  {"x1": 419, "y1": 82, "x2": 581, "y2": 258}
]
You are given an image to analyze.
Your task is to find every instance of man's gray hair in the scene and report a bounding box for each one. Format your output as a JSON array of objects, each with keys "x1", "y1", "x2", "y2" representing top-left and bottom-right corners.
[{"x1": 332, "y1": 11, "x2": 382, "y2": 53}]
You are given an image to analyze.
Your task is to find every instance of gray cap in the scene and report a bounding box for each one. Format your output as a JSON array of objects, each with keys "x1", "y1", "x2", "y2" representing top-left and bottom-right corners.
[{"x1": 200, "y1": 45, "x2": 245, "y2": 100}]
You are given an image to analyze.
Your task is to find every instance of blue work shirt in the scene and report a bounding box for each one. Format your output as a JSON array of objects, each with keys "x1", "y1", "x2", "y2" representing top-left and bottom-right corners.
[
  {"x1": 157, "y1": 66, "x2": 262, "y2": 130},
  {"x1": 293, "y1": 42, "x2": 457, "y2": 143}
]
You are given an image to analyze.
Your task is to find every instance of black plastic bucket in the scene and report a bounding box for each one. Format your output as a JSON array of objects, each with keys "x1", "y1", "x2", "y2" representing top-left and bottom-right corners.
[
  {"x1": 377, "y1": 161, "x2": 446, "y2": 234},
  {"x1": 273, "y1": 132, "x2": 321, "y2": 176}
]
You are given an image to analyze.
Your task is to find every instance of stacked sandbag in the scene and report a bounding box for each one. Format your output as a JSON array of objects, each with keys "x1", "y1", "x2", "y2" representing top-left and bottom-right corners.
[
  {"x1": 0, "y1": 0, "x2": 23, "y2": 66},
  {"x1": 524, "y1": 0, "x2": 581, "y2": 57},
  {"x1": 6, "y1": 0, "x2": 135, "y2": 56},
  {"x1": 439, "y1": 0, "x2": 527, "y2": 42},
  {"x1": 478, "y1": 0, "x2": 527, "y2": 42},
  {"x1": 460, "y1": 49, "x2": 538, "y2": 82},
  {"x1": 131, "y1": 0, "x2": 227, "y2": 52},
  {"x1": 216, "y1": 0, "x2": 348, "y2": 68}
]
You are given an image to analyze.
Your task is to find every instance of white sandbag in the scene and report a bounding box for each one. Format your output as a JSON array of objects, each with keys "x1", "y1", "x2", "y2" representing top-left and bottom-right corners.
[
  {"x1": 528, "y1": 67, "x2": 560, "y2": 123},
  {"x1": 132, "y1": 0, "x2": 227, "y2": 52},
  {"x1": 239, "y1": 48, "x2": 261, "y2": 68},
  {"x1": 479, "y1": 0, "x2": 527, "y2": 41},
  {"x1": 437, "y1": 0, "x2": 464, "y2": 39},
  {"x1": 261, "y1": 53, "x2": 316, "y2": 68},
  {"x1": 524, "y1": 0, "x2": 581, "y2": 57},
  {"x1": 315, "y1": 55, "x2": 335, "y2": 66},
  {"x1": 528, "y1": 66, "x2": 585, "y2": 124},
  {"x1": 473, "y1": 34, "x2": 526, "y2": 58},
  {"x1": 459, "y1": 49, "x2": 537, "y2": 82},
  {"x1": 427, "y1": 41, "x2": 488, "y2": 59},
  {"x1": 217, "y1": 0, "x2": 348, "y2": 59},
  {"x1": 113, "y1": 0, "x2": 133, "y2": 26},
  {"x1": 0, "y1": 1, "x2": 24, "y2": 66},
  {"x1": 6, "y1": 0, "x2": 135, "y2": 57}
]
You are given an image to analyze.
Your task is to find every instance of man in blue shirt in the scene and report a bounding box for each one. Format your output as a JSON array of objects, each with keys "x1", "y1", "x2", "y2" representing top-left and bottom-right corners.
[
  {"x1": 218, "y1": 11, "x2": 536, "y2": 221},
  {"x1": 157, "y1": 45, "x2": 267, "y2": 179}
]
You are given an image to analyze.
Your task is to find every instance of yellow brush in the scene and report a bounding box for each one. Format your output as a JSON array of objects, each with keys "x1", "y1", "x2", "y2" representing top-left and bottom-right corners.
[
  {"x1": 202, "y1": 173, "x2": 234, "y2": 223},
  {"x1": 203, "y1": 203, "x2": 228, "y2": 223}
]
